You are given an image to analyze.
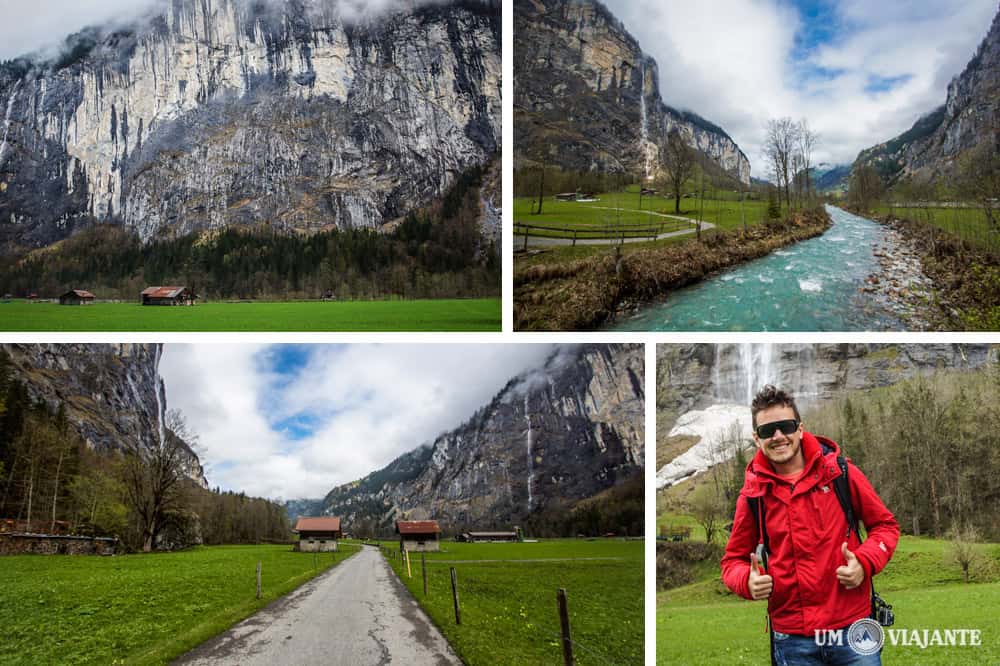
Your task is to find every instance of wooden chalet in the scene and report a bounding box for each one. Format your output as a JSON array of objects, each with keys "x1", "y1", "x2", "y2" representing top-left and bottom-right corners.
[
  {"x1": 458, "y1": 529, "x2": 520, "y2": 543},
  {"x1": 396, "y1": 519, "x2": 441, "y2": 552},
  {"x1": 59, "y1": 289, "x2": 96, "y2": 305},
  {"x1": 141, "y1": 286, "x2": 196, "y2": 306},
  {"x1": 294, "y1": 516, "x2": 342, "y2": 552}
]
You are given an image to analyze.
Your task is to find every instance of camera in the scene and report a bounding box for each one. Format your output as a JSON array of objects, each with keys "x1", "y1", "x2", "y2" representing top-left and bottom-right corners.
[{"x1": 872, "y1": 592, "x2": 894, "y2": 627}]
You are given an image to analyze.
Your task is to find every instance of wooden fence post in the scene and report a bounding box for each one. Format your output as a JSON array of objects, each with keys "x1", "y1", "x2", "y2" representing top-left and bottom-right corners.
[
  {"x1": 523, "y1": 228, "x2": 529, "y2": 252},
  {"x1": 572, "y1": 229, "x2": 577, "y2": 247},
  {"x1": 256, "y1": 561, "x2": 262, "y2": 600},
  {"x1": 422, "y1": 552, "x2": 428, "y2": 596},
  {"x1": 557, "y1": 588, "x2": 574, "y2": 666},
  {"x1": 405, "y1": 549, "x2": 412, "y2": 578},
  {"x1": 450, "y1": 567, "x2": 461, "y2": 625}
]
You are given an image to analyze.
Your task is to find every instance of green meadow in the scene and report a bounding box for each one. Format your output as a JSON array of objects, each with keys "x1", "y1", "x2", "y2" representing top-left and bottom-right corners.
[
  {"x1": 0, "y1": 298, "x2": 500, "y2": 332},
  {"x1": 381, "y1": 539, "x2": 644, "y2": 665},
  {"x1": 873, "y1": 204, "x2": 1000, "y2": 256},
  {"x1": 657, "y1": 533, "x2": 1000, "y2": 664},
  {"x1": 0, "y1": 544, "x2": 358, "y2": 665}
]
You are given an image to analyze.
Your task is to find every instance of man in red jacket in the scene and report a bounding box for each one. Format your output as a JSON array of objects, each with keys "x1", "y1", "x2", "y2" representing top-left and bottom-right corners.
[{"x1": 721, "y1": 385, "x2": 900, "y2": 665}]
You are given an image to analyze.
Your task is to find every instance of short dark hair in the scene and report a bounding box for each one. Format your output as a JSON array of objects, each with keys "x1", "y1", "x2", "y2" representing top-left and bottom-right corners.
[{"x1": 751, "y1": 385, "x2": 800, "y2": 427}]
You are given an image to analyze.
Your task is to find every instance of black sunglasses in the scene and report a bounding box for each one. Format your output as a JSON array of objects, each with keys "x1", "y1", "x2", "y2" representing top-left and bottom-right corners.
[{"x1": 755, "y1": 419, "x2": 800, "y2": 439}]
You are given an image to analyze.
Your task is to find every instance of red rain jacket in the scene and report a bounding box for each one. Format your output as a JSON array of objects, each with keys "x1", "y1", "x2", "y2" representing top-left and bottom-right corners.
[{"x1": 721, "y1": 432, "x2": 900, "y2": 634}]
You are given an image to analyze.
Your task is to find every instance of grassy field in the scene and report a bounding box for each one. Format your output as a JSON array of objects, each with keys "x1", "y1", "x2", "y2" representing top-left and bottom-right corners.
[
  {"x1": 874, "y1": 204, "x2": 1000, "y2": 256},
  {"x1": 0, "y1": 298, "x2": 500, "y2": 332},
  {"x1": 380, "y1": 539, "x2": 644, "y2": 665},
  {"x1": 657, "y1": 530, "x2": 1000, "y2": 664},
  {"x1": 0, "y1": 544, "x2": 358, "y2": 665}
]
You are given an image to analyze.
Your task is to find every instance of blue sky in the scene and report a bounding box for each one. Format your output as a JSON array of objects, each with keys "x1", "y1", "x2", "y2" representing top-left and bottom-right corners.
[
  {"x1": 159, "y1": 344, "x2": 557, "y2": 500},
  {"x1": 604, "y1": 0, "x2": 997, "y2": 170}
]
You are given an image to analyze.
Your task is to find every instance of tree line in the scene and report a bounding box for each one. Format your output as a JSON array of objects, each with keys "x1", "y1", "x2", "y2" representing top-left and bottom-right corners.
[
  {"x1": 0, "y1": 352, "x2": 290, "y2": 551},
  {"x1": 0, "y1": 165, "x2": 499, "y2": 301}
]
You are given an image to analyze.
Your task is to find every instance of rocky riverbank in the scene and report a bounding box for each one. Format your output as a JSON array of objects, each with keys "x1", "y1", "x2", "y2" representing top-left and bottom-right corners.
[
  {"x1": 862, "y1": 224, "x2": 938, "y2": 330},
  {"x1": 514, "y1": 208, "x2": 832, "y2": 331}
]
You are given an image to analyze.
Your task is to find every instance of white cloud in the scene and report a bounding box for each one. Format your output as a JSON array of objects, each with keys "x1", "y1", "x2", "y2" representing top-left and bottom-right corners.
[
  {"x1": 159, "y1": 344, "x2": 555, "y2": 500},
  {"x1": 602, "y1": 0, "x2": 997, "y2": 172}
]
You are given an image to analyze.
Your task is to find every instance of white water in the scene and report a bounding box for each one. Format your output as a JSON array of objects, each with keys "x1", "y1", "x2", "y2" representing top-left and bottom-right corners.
[
  {"x1": 638, "y1": 61, "x2": 652, "y2": 179},
  {"x1": 524, "y1": 394, "x2": 534, "y2": 511},
  {"x1": 154, "y1": 346, "x2": 166, "y2": 448},
  {"x1": 0, "y1": 80, "x2": 22, "y2": 166}
]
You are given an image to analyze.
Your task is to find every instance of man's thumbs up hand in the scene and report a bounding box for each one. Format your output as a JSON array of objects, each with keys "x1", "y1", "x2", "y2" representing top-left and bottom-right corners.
[
  {"x1": 836, "y1": 542, "x2": 865, "y2": 589},
  {"x1": 749, "y1": 552, "x2": 773, "y2": 600}
]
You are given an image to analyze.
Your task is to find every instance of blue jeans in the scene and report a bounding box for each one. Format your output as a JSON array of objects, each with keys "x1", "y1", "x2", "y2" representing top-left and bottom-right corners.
[{"x1": 772, "y1": 631, "x2": 882, "y2": 666}]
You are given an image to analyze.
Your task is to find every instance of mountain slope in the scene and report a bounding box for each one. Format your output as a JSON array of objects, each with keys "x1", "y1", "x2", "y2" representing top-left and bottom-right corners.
[
  {"x1": 0, "y1": 0, "x2": 500, "y2": 249},
  {"x1": 514, "y1": 0, "x2": 750, "y2": 185},
  {"x1": 853, "y1": 6, "x2": 999, "y2": 184},
  {"x1": 0, "y1": 343, "x2": 206, "y2": 486},
  {"x1": 316, "y1": 344, "x2": 645, "y2": 532}
]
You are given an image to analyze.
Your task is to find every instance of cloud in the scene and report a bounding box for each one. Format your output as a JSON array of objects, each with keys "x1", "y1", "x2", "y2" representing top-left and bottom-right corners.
[
  {"x1": 601, "y1": 0, "x2": 997, "y2": 171},
  {"x1": 159, "y1": 344, "x2": 556, "y2": 500},
  {"x1": 0, "y1": 0, "x2": 488, "y2": 61}
]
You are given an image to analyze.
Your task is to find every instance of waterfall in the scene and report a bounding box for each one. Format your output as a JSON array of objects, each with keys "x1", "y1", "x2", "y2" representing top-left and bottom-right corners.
[
  {"x1": 0, "y1": 80, "x2": 22, "y2": 166},
  {"x1": 737, "y1": 344, "x2": 776, "y2": 404},
  {"x1": 524, "y1": 394, "x2": 534, "y2": 512},
  {"x1": 638, "y1": 61, "x2": 651, "y2": 179},
  {"x1": 154, "y1": 345, "x2": 166, "y2": 448}
]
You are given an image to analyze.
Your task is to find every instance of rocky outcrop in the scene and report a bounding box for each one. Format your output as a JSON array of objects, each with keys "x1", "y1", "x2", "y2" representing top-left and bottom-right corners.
[
  {"x1": 318, "y1": 344, "x2": 645, "y2": 531},
  {"x1": 0, "y1": 0, "x2": 500, "y2": 248},
  {"x1": 853, "y1": 6, "x2": 1000, "y2": 183},
  {"x1": 0, "y1": 343, "x2": 207, "y2": 486},
  {"x1": 514, "y1": 0, "x2": 750, "y2": 184}
]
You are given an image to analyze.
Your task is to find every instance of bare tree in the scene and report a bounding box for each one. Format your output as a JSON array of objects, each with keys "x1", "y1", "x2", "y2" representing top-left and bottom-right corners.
[
  {"x1": 849, "y1": 165, "x2": 884, "y2": 212},
  {"x1": 948, "y1": 523, "x2": 980, "y2": 583},
  {"x1": 765, "y1": 118, "x2": 799, "y2": 206},
  {"x1": 660, "y1": 130, "x2": 696, "y2": 214},
  {"x1": 797, "y1": 119, "x2": 820, "y2": 205},
  {"x1": 122, "y1": 411, "x2": 198, "y2": 552}
]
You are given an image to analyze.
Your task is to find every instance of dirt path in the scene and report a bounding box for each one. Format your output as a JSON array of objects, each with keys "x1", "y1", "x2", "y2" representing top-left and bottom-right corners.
[
  {"x1": 517, "y1": 208, "x2": 714, "y2": 247},
  {"x1": 173, "y1": 546, "x2": 460, "y2": 666}
]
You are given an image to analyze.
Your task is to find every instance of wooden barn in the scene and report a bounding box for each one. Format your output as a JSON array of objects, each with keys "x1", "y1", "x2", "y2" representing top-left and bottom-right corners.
[
  {"x1": 458, "y1": 529, "x2": 521, "y2": 543},
  {"x1": 141, "y1": 286, "x2": 196, "y2": 306},
  {"x1": 59, "y1": 289, "x2": 96, "y2": 305},
  {"x1": 396, "y1": 520, "x2": 441, "y2": 552},
  {"x1": 294, "y1": 516, "x2": 342, "y2": 552}
]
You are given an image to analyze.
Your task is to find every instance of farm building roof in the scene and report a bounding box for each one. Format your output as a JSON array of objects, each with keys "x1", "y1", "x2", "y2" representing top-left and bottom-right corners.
[
  {"x1": 62, "y1": 289, "x2": 96, "y2": 298},
  {"x1": 466, "y1": 531, "x2": 517, "y2": 537},
  {"x1": 141, "y1": 286, "x2": 189, "y2": 298},
  {"x1": 294, "y1": 517, "x2": 341, "y2": 532},
  {"x1": 396, "y1": 520, "x2": 441, "y2": 535}
]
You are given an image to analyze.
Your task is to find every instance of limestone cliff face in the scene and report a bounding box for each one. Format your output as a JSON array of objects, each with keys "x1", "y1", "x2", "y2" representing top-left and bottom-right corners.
[
  {"x1": 853, "y1": 6, "x2": 999, "y2": 183},
  {"x1": 514, "y1": 0, "x2": 750, "y2": 184},
  {"x1": 0, "y1": 0, "x2": 500, "y2": 247},
  {"x1": 320, "y1": 344, "x2": 645, "y2": 530},
  {"x1": 0, "y1": 343, "x2": 207, "y2": 486}
]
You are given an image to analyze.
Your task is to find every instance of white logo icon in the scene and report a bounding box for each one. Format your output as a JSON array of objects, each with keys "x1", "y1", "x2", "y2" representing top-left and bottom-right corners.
[{"x1": 848, "y1": 618, "x2": 885, "y2": 655}]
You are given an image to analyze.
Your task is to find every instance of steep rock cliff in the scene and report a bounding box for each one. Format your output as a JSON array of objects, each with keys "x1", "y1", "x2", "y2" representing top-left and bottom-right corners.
[
  {"x1": 0, "y1": 0, "x2": 500, "y2": 247},
  {"x1": 319, "y1": 343, "x2": 645, "y2": 530},
  {"x1": 853, "y1": 7, "x2": 999, "y2": 184},
  {"x1": 0, "y1": 343, "x2": 207, "y2": 486},
  {"x1": 514, "y1": 0, "x2": 750, "y2": 184}
]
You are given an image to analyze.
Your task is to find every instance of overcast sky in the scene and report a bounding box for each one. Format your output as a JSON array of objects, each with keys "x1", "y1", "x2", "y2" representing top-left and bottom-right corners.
[
  {"x1": 603, "y1": 0, "x2": 997, "y2": 172},
  {"x1": 159, "y1": 344, "x2": 555, "y2": 501}
]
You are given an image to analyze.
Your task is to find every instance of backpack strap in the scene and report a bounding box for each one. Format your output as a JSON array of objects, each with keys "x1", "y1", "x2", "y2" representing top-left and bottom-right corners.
[
  {"x1": 832, "y1": 455, "x2": 862, "y2": 541},
  {"x1": 746, "y1": 495, "x2": 769, "y2": 556}
]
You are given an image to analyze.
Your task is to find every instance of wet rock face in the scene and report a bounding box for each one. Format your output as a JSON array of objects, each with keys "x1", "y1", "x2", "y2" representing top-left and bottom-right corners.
[
  {"x1": 0, "y1": 343, "x2": 207, "y2": 487},
  {"x1": 320, "y1": 344, "x2": 645, "y2": 529},
  {"x1": 854, "y1": 7, "x2": 1000, "y2": 183},
  {"x1": 657, "y1": 343, "x2": 997, "y2": 423},
  {"x1": 0, "y1": 0, "x2": 501, "y2": 247},
  {"x1": 514, "y1": 0, "x2": 750, "y2": 184}
]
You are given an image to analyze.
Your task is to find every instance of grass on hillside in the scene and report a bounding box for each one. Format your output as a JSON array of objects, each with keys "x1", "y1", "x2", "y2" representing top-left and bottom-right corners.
[
  {"x1": 0, "y1": 298, "x2": 501, "y2": 332},
  {"x1": 657, "y1": 532, "x2": 1000, "y2": 664},
  {"x1": 874, "y1": 204, "x2": 1000, "y2": 256},
  {"x1": 379, "y1": 539, "x2": 644, "y2": 665},
  {"x1": 0, "y1": 544, "x2": 359, "y2": 665}
]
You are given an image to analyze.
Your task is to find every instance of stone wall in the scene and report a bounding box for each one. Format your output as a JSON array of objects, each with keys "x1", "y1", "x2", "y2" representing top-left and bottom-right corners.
[{"x1": 0, "y1": 533, "x2": 118, "y2": 556}]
